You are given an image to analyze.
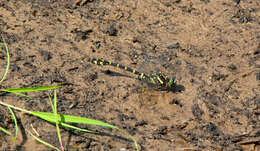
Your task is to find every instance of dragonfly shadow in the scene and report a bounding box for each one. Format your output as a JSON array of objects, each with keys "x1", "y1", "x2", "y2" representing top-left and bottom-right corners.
[
  {"x1": 167, "y1": 84, "x2": 185, "y2": 93},
  {"x1": 101, "y1": 69, "x2": 134, "y2": 79},
  {"x1": 151, "y1": 83, "x2": 185, "y2": 93}
]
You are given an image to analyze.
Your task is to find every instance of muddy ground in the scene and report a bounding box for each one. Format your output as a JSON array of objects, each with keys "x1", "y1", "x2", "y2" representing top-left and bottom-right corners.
[{"x1": 0, "y1": 0, "x2": 260, "y2": 151}]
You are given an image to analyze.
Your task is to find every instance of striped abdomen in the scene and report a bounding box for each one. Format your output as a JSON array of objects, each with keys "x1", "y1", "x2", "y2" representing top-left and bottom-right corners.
[{"x1": 88, "y1": 58, "x2": 149, "y2": 79}]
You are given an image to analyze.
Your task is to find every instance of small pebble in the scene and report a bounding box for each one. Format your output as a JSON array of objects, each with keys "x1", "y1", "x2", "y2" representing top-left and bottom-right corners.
[
  {"x1": 257, "y1": 71, "x2": 260, "y2": 81},
  {"x1": 253, "y1": 50, "x2": 260, "y2": 55},
  {"x1": 167, "y1": 42, "x2": 180, "y2": 49},
  {"x1": 106, "y1": 25, "x2": 118, "y2": 36},
  {"x1": 228, "y1": 64, "x2": 237, "y2": 71},
  {"x1": 233, "y1": 0, "x2": 240, "y2": 4}
]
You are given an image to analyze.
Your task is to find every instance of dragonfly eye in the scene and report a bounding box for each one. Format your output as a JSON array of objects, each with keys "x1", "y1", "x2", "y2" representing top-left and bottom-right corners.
[{"x1": 167, "y1": 77, "x2": 175, "y2": 87}]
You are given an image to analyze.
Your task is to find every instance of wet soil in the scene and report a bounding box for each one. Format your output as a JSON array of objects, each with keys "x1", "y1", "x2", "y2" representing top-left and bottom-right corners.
[{"x1": 0, "y1": 0, "x2": 260, "y2": 151}]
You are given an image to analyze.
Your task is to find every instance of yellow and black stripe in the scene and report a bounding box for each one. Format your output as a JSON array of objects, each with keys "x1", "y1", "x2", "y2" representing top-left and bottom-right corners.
[
  {"x1": 88, "y1": 57, "x2": 148, "y2": 78},
  {"x1": 88, "y1": 57, "x2": 175, "y2": 90},
  {"x1": 149, "y1": 72, "x2": 171, "y2": 88}
]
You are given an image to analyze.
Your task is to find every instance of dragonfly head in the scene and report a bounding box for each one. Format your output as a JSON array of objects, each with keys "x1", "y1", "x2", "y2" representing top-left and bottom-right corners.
[{"x1": 167, "y1": 77, "x2": 175, "y2": 88}]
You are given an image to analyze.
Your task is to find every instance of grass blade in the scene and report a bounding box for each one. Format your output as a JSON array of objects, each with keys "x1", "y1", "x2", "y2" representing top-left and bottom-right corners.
[
  {"x1": 27, "y1": 130, "x2": 60, "y2": 151},
  {"x1": 0, "y1": 101, "x2": 139, "y2": 150},
  {"x1": 52, "y1": 90, "x2": 64, "y2": 151},
  {"x1": 48, "y1": 94, "x2": 54, "y2": 113},
  {"x1": 59, "y1": 122, "x2": 97, "y2": 133},
  {"x1": 32, "y1": 111, "x2": 97, "y2": 133},
  {"x1": 0, "y1": 101, "x2": 32, "y2": 114},
  {"x1": 119, "y1": 129, "x2": 139, "y2": 150},
  {"x1": 32, "y1": 112, "x2": 118, "y2": 129},
  {"x1": 9, "y1": 92, "x2": 30, "y2": 98},
  {"x1": 0, "y1": 126, "x2": 12, "y2": 136},
  {"x1": 0, "y1": 36, "x2": 10, "y2": 83},
  {"x1": 8, "y1": 106, "x2": 18, "y2": 142},
  {"x1": 1, "y1": 86, "x2": 62, "y2": 93}
]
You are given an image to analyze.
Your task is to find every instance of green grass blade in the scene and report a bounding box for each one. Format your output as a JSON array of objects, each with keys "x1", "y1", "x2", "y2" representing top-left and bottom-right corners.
[
  {"x1": 0, "y1": 101, "x2": 32, "y2": 114},
  {"x1": 59, "y1": 122, "x2": 96, "y2": 133},
  {"x1": 9, "y1": 92, "x2": 30, "y2": 98},
  {"x1": 0, "y1": 101, "x2": 139, "y2": 150},
  {"x1": 1, "y1": 86, "x2": 62, "y2": 93},
  {"x1": 27, "y1": 130, "x2": 60, "y2": 151},
  {"x1": 119, "y1": 129, "x2": 139, "y2": 151},
  {"x1": 48, "y1": 94, "x2": 55, "y2": 113},
  {"x1": 52, "y1": 90, "x2": 64, "y2": 151},
  {"x1": 0, "y1": 36, "x2": 10, "y2": 83},
  {"x1": 8, "y1": 106, "x2": 18, "y2": 142},
  {"x1": 0, "y1": 101, "x2": 96, "y2": 133},
  {"x1": 0, "y1": 126, "x2": 12, "y2": 136},
  {"x1": 53, "y1": 90, "x2": 58, "y2": 116},
  {"x1": 31, "y1": 112, "x2": 118, "y2": 129},
  {"x1": 61, "y1": 114, "x2": 119, "y2": 129},
  {"x1": 32, "y1": 111, "x2": 97, "y2": 133}
]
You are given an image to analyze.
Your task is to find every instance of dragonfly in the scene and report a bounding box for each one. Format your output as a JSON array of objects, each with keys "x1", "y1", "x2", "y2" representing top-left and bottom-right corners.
[{"x1": 88, "y1": 57, "x2": 176, "y2": 90}]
